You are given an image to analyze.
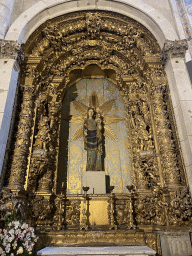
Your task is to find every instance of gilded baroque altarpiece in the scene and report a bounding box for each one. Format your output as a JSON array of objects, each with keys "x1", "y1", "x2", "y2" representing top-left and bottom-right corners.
[{"x1": 0, "y1": 11, "x2": 192, "y2": 253}]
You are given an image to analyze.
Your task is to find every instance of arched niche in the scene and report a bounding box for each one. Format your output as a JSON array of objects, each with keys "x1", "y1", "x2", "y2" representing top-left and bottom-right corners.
[
  {"x1": 4, "y1": 11, "x2": 186, "y2": 200},
  {"x1": 58, "y1": 64, "x2": 131, "y2": 194}
]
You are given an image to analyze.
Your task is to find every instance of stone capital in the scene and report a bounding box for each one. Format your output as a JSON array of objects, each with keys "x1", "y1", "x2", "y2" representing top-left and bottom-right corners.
[
  {"x1": 161, "y1": 39, "x2": 188, "y2": 65},
  {"x1": 0, "y1": 39, "x2": 24, "y2": 64}
]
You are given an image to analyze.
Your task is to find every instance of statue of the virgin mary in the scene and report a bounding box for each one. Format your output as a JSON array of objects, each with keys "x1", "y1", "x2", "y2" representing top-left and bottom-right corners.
[
  {"x1": 83, "y1": 108, "x2": 103, "y2": 171},
  {"x1": 69, "y1": 93, "x2": 124, "y2": 172}
]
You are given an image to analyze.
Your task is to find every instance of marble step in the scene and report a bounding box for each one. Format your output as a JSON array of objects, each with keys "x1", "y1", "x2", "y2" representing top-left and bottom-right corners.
[{"x1": 37, "y1": 246, "x2": 156, "y2": 256}]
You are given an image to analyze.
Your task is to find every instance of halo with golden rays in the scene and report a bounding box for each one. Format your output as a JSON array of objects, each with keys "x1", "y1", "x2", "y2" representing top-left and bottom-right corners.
[{"x1": 69, "y1": 93, "x2": 124, "y2": 141}]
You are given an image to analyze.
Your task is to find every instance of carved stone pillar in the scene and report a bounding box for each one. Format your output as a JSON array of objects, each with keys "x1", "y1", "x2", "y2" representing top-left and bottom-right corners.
[
  {"x1": 0, "y1": 39, "x2": 24, "y2": 190},
  {"x1": 8, "y1": 84, "x2": 35, "y2": 191}
]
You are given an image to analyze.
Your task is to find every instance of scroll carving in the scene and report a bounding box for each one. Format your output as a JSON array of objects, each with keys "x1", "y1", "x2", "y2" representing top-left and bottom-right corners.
[
  {"x1": 168, "y1": 188, "x2": 192, "y2": 226},
  {"x1": 65, "y1": 200, "x2": 81, "y2": 226},
  {"x1": 31, "y1": 195, "x2": 53, "y2": 222},
  {"x1": 134, "y1": 190, "x2": 167, "y2": 226},
  {"x1": 116, "y1": 200, "x2": 128, "y2": 225},
  {"x1": 134, "y1": 158, "x2": 160, "y2": 190}
]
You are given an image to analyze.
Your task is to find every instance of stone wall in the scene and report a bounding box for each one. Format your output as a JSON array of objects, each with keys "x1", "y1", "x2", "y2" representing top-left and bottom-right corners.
[
  {"x1": 9, "y1": 0, "x2": 176, "y2": 33},
  {"x1": 10, "y1": 0, "x2": 41, "y2": 26}
]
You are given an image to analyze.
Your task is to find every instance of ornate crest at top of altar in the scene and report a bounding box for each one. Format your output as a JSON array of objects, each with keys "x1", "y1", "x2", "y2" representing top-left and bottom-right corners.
[{"x1": 86, "y1": 13, "x2": 101, "y2": 39}]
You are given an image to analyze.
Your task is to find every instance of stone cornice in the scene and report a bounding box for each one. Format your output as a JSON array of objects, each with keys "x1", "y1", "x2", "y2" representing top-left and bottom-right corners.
[{"x1": 161, "y1": 39, "x2": 188, "y2": 65}]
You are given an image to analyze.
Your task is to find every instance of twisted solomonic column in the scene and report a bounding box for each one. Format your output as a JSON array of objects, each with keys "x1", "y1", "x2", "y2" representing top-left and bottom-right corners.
[
  {"x1": 8, "y1": 85, "x2": 35, "y2": 191},
  {"x1": 151, "y1": 85, "x2": 180, "y2": 187}
]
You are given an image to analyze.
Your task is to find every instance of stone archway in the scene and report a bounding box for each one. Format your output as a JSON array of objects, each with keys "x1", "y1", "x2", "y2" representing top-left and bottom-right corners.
[
  {"x1": 3, "y1": 0, "x2": 190, "y2": 194},
  {"x1": 5, "y1": 0, "x2": 178, "y2": 45},
  {"x1": 5, "y1": 11, "x2": 185, "y2": 193},
  {"x1": 0, "y1": 10, "x2": 192, "y2": 254},
  {"x1": 2, "y1": 9, "x2": 189, "y2": 225}
]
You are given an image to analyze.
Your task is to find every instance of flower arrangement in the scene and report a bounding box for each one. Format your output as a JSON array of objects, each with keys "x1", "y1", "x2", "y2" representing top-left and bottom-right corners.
[{"x1": 0, "y1": 216, "x2": 38, "y2": 256}]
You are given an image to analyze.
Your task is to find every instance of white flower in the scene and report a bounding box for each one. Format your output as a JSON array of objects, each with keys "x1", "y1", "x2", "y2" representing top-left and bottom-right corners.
[
  {"x1": 26, "y1": 232, "x2": 31, "y2": 240},
  {"x1": 31, "y1": 232, "x2": 36, "y2": 238},
  {"x1": 21, "y1": 230, "x2": 26, "y2": 237},
  {"x1": 30, "y1": 242, "x2": 35, "y2": 247},
  {"x1": 9, "y1": 229, "x2": 15, "y2": 235},
  {"x1": 2, "y1": 240, "x2": 7, "y2": 247},
  {"x1": 21, "y1": 223, "x2": 28, "y2": 229},
  {"x1": 5, "y1": 243, "x2": 11, "y2": 253},
  {"x1": 0, "y1": 246, "x2": 4, "y2": 253},
  {"x1": 14, "y1": 221, "x2": 20, "y2": 229},
  {"x1": 8, "y1": 235, "x2": 15, "y2": 242},
  {"x1": 0, "y1": 221, "x2": 38, "y2": 255},
  {"x1": 23, "y1": 240, "x2": 29, "y2": 247},
  {"x1": 15, "y1": 229, "x2": 19, "y2": 235},
  {"x1": 13, "y1": 240, "x2": 17, "y2": 247},
  {"x1": 5, "y1": 246, "x2": 11, "y2": 253},
  {"x1": 27, "y1": 245, "x2": 33, "y2": 252},
  {"x1": 17, "y1": 246, "x2": 23, "y2": 255}
]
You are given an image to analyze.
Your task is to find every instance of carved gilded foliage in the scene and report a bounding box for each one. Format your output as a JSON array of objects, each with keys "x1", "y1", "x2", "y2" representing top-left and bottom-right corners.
[{"x1": 1, "y1": 11, "x2": 191, "y2": 238}]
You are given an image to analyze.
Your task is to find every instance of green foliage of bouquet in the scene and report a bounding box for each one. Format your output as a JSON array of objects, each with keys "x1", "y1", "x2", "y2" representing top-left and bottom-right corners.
[{"x1": 0, "y1": 215, "x2": 38, "y2": 256}]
